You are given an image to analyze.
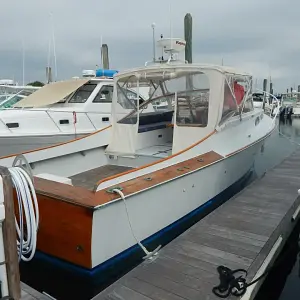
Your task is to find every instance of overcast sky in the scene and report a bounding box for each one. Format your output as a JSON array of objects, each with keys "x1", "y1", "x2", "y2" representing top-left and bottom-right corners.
[{"x1": 1, "y1": 0, "x2": 299, "y2": 92}]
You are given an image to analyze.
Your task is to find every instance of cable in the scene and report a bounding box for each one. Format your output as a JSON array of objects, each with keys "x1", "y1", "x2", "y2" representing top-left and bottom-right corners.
[{"x1": 8, "y1": 166, "x2": 39, "y2": 262}]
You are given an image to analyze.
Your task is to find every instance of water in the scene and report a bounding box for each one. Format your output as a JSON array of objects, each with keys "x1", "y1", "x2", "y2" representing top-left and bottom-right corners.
[{"x1": 253, "y1": 118, "x2": 300, "y2": 300}]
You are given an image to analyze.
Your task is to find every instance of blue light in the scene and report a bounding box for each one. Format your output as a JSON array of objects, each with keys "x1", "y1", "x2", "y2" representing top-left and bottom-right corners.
[{"x1": 95, "y1": 69, "x2": 118, "y2": 78}]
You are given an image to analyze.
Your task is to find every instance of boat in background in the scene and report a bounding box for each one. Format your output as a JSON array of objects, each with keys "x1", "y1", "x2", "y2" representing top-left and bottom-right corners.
[
  {"x1": 0, "y1": 70, "x2": 154, "y2": 156},
  {"x1": 0, "y1": 82, "x2": 40, "y2": 105},
  {"x1": 0, "y1": 37, "x2": 276, "y2": 286}
]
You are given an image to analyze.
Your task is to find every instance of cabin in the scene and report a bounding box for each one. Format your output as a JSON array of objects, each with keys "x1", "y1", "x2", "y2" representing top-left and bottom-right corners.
[{"x1": 105, "y1": 63, "x2": 254, "y2": 166}]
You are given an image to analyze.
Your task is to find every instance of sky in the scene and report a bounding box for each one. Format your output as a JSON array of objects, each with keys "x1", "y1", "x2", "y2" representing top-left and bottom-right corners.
[{"x1": 1, "y1": 0, "x2": 300, "y2": 92}]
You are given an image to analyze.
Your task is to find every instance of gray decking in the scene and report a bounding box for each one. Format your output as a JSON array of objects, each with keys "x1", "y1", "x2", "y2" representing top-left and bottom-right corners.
[
  {"x1": 21, "y1": 282, "x2": 49, "y2": 300},
  {"x1": 69, "y1": 165, "x2": 133, "y2": 190},
  {"x1": 93, "y1": 150, "x2": 300, "y2": 300}
]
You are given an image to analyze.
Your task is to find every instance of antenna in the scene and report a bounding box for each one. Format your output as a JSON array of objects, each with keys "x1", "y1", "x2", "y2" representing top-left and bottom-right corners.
[
  {"x1": 169, "y1": 3, "x2": 173, "y2": 59},
  {"x1": 151, "y1": 23, "x2": 156, "y2": 62},
  {"x1": 100, "y1": 35, "x2": 104, "y2": 76},
  {"x1": 22, "y1": 38, "x2": 25, "y2": 86},
  {"x1": 49, "y1": 12, "x2": 57, "y2": 81}
]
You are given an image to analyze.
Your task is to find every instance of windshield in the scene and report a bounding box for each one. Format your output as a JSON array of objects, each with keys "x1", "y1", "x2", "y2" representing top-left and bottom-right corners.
[
  {"x1": 116, "y1": 70, "x2": 210, "y2": 127},
  {"x1": 0, "y1": 89, "x2": 35, "y2": 109}
]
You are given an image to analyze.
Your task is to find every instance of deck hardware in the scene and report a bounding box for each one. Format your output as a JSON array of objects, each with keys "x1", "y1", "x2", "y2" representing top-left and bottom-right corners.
[
  {"x1": 197, "y1": 158, "x2": 204, "y2": 162},
  {"x1": 76, "y1": 245, "x2": 84, "y2": 252},
  {"x1": 144, "y1": 177, "x2": 152, "y2": 181},
  {"x1": 6, "y1": 122, "x2": 19, "y2": 128},
  {"x1": 106, "y1": 186, "x2": 123, "y2": 194},
  {"x1": 177, "y1": 168, "x2": 184, "y2": 171},
  {"x1": 59, "y1": 119, "x2": 69, "y2": 125},
  {"x1": 291, "y1": 204, "x2": 300, "y2": 222},
  {"x1": 184, "y1": 166, "x2": 190, "y2": 169}
]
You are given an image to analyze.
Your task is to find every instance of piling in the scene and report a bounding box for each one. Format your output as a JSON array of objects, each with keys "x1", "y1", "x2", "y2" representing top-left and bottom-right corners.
[
  {"x1": 101, "y1": 44, "x2": 109, "y2": 70},
  {"x1": 263, "y1": 78, "x2": 267, "y2": 109},
  {"x1": 184, "y1": 13, "x2": 192, "y2": 63}
]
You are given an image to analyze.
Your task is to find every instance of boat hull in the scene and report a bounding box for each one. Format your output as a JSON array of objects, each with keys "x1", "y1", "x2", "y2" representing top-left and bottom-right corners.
[
  {"x1": 91, "y1": 138, "x2": 264, "y2": 269},
  {"x1": 0, "y1": 133, "x2": 87, "y2": 156}
]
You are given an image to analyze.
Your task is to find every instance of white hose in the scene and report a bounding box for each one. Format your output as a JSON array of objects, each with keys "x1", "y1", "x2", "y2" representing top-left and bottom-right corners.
[{"x1": 8, "y1": 166, "x2": 39, "y2": 262}]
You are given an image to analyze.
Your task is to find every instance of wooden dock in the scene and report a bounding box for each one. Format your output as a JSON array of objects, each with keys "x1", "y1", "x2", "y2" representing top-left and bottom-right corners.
[
  {"x1": 93, "y1": 150, "x2": 300, "y2": 300},
  {"x1": 21, "y1": 283, "x2": 49, "y2": 300}
]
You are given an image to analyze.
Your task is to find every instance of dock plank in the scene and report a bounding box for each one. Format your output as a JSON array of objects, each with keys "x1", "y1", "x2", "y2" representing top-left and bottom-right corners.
[
  {"x1": 93, "y1": 149, "x2": 300, "y2": 300},
  {"x1": 21, "y1": 282, "x2": 49, "y2": 300}
]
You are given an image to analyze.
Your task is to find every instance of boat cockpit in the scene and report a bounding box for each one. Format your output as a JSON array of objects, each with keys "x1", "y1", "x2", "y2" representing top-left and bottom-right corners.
[{"x1": 105, "y1": 61, "x2": 255, "y2": 167}]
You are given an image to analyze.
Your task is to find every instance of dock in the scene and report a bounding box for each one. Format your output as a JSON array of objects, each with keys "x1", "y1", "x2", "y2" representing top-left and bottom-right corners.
[
  {"x1": 21, "y1": 283, "x2": 49, "y2": 300},
  {"x1": 93, "y1": 150, "x2": 300, "y2": 300}
]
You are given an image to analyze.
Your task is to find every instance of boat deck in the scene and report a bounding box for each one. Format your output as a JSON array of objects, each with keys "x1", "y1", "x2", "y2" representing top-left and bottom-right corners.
[
  {"x1": 136, "y1": 143, "x2": 173, "y2": 158},
  {"x1": 93, "y1": 150, "x2": 300, "y2": 300},
  {"x1": 69, "y1": 165, "x2": 133, "y2": 191}
]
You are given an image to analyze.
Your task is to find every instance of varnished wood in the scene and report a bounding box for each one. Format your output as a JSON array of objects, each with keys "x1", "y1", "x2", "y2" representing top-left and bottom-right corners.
[
  {"x1": 94, "y1": 150, "x2": 224, "y2": 207},
  {"x1": 13, "y1": 189, "x2": 93, "y2": 269},
  {"x1": 93, "y1": 149, "x2": 300, "y2": 300},
  {"x1": 32, "y1": 151, "x2": 223, "y2": 209},
  {"x1": 70, "y1": 165, "x2": 133, "y2": 191},
  {"x1": 0, "y1": 167, "x2": 21, "y2": 300}
]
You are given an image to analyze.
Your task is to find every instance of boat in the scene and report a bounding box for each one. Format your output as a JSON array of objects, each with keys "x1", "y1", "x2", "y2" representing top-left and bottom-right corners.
[
  {"x1": 1, "y1": 38, "x2": 275, "y2": 289},
  {"x1": 0, "y1": 86, "x2": 40, "y2": 108},
  {"x1": 0, "y1": 83, "x2": 39, "y2": 105},
  {"x1": 0, "y1": 71, "x2": 154, "y2": 156}
]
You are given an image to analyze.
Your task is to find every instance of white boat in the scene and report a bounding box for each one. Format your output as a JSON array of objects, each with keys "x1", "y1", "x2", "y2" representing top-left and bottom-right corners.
[
  {"x1": 0, "y1": 73, "x2": 154, "y2": 156},
  {"x1": 0, "y1": 84, "x2": 39, "y2": 105},
  {"x1": 0, "y1": 38, "x2": 275, "y2": 276},
  {"x1": 0, "y1": 86, "x2": 39, "y2": 108}
]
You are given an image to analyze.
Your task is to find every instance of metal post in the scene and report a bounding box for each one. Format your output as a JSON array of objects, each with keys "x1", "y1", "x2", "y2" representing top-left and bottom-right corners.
[
  {"x1": 151, "y1": 23, "x2": 156, "y2": 62},
  {"x1": 263, "y1": 79, "x2": 267, "y2": 110}
]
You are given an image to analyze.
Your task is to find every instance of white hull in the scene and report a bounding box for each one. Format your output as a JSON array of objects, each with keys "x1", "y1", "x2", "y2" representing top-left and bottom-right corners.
[
  {"x1": 0, "y1": 133, "x2": 87, "y2": 157},
  {"x1": 91, "y1": 139, "x2": 263, "y2": 268}
]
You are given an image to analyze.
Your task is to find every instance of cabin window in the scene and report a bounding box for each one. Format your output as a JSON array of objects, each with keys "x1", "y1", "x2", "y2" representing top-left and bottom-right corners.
[
  {"x1": 242, "y1": 96, "x2": 254, "y2": 113},
  {"x1": 68, "y1": 83, "x2": 97, "y2": 103},
  {"x1": 175, "y1": 73, "x2": 210, "y2": 127},
  {"x1": 93, "y1": 85, "x2": 113, "y2": 103},
  {"x1": 221, "y1": 80, "x2": 238, "y2": 124}
]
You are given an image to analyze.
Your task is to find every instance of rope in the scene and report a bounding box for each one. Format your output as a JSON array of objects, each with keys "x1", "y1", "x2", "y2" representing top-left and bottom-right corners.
[
  {"x1": 212, "y1": 234, "x2": 300, "y2": 298},
  {"x1": 8, "y1": 166, "x2": 39, "y2": 262},
  {"x1": 112, "y1": 189, "x2": 161, "y2": 260}
]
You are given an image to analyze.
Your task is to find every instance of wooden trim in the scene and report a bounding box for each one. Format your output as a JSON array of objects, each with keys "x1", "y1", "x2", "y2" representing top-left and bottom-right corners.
[
  {"x1": 95, "y1": 130, "x2": 217, "y2": 187},
  {"x1": 0, "y1": 167, "x2": 21, "y2": 299},
  {"x1": 13, "y1": 190, "x2": 93, "y2": 269},
  {"x1": 32, "y1": 151, "x2": 223, "y2": 209},
  {"x1": 94, "y1": 151, "x2": 223, "y2": 207},
  {"x1": 0, "y1": 125, "x2": 111, "y2": 159}
]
